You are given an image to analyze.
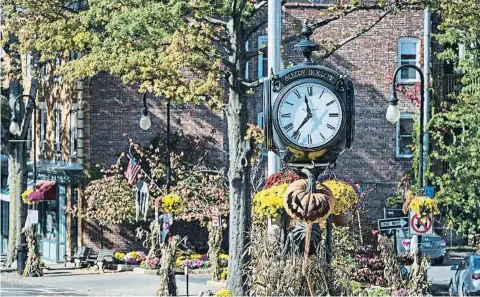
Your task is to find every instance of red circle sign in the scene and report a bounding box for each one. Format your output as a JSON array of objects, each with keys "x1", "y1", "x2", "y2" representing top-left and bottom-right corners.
[{"x1": 410, "y1": 214, "x2": 432, "y2": 234}]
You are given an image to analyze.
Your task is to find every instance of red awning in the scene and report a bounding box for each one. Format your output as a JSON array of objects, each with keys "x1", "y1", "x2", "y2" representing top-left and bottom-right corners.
[{"x1": 28, "y1": 181, "x2": 57, "y2": 202}]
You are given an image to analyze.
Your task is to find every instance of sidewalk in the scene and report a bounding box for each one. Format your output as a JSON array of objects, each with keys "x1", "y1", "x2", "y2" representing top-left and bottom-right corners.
[{"x1": 1, "y1": 267, "x2": 215, "y2": 296}]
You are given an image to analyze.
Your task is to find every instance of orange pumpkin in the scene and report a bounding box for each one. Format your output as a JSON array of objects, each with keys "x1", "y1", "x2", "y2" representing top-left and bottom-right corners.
[{"x1": 283, "y1": 179, "x2": 335, "y2": 223}]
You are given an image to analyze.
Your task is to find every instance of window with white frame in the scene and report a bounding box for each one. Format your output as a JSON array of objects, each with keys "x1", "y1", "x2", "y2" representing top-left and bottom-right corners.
[
  {"x1": 39, "y1": 103, "x2": 47, "y2": 156},
  {"x1": 54, "y1": 104, "x2": 62, "y2": 155},
  {"x1": 396, "y1": 114, "x2": 414, "y2": 158},
  {"x1": 70, "y1": 106, "x2": 78, "y2": 157},
  {"x1": 257, "y1": 36, "x2": 268, "y2": 79},
  {"x1": 398, "y1": 37, "x2": 420, "y2": 83}
]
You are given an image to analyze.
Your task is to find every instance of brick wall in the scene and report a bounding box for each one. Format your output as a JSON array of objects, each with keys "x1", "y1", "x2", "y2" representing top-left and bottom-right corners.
[{"x1": 86, "y1": 72, "x2": 227, "y2": 168}]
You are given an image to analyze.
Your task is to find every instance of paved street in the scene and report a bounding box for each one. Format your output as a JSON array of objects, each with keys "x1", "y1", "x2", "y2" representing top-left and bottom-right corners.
[
  {"x1": 1, "y1": 271, "x2": 212, "y2": 296},
  {"x1": 1, "y1": 259, "x2": 460, "y2": 296}
]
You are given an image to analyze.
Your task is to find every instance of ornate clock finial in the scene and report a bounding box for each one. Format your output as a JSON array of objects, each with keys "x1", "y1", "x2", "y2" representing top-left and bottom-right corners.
[{"x1": 294, "y1": 21, "x2": 320, "y2": 64}]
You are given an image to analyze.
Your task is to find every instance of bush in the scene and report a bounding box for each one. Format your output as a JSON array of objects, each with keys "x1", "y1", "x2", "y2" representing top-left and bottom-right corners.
[{"x1": 183, "y1": 259, "x2": 205, "y2": 269}]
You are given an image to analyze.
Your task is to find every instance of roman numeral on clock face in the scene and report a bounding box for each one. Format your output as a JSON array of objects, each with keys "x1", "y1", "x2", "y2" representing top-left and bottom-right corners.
[
  {"x1": 327, "y1": 124, "x2": 335, "y2": 130},
  {"x1": 292, "y1": 131, "x2": 301, "y2": 141},
  {"x1": 319, "y1": 132, "x2": 325, "y2": 140},
  {"x1": 293, "y1": 89, "x2": 301, "y2": 99},
  {"x1": 326, "y1": 100, "x2": 335, "y2": 106},
  {"x1": 329, "y1": 113, "x2": 339, "y2": 117},
  {"x1": 307, "y1": 86, "x2": 313, "y2": 96},
  {"x1": 284, "y1": 123, "x2": 294, "y2": 132},
  {"x1": 307, "y1": 134, "x2": 312, "y2": 145},
  {"x1": 281, "y1": 113, "x2": 291, "y2": 118}
]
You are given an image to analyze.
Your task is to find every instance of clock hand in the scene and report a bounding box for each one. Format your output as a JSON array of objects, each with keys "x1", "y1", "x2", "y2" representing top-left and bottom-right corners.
[
  {"x1": 293, "y1": 114, "x2": 311, "y2": 137},
  {"x1": 304, "y1": 96, "x2": 312, "y2": 116}
]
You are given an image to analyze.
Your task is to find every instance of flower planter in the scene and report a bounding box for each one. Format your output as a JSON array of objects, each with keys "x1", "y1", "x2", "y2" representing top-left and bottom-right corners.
[
  {"x1": 117, "y1": 264, "x2": 140, "y2": 272},
  {"x1": 133, "y1": 267, "x2": 158, "y2": 275}
]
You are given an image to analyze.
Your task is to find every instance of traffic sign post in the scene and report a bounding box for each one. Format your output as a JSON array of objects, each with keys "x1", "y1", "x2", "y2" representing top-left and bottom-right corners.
[
  {"x1": 377, "y1": 217, "x2": 408, "y2": 256},
  {"x1": 377, "y1": 217, "x2": 408, "y2": 231},
  {"x1": 409, "y1": 211, "x2": 433, "y2": 235}
]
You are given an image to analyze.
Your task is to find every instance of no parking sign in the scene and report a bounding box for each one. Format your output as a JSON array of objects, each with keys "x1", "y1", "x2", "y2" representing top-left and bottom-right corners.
[{"x1": 409, "y1": 211, "x2": 433, "y2": 235}]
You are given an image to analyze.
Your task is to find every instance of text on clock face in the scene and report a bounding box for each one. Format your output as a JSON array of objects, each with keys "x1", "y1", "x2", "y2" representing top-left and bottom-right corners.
[{"x1": 278, "y1": 83, "x2": 343, "y2": 148}]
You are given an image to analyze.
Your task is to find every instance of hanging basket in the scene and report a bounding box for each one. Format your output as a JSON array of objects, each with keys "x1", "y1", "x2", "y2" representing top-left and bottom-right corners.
[
  {"x1": 283, "y1": 179, "x2": 335, "y2": 223},
  {"x1": 318, "y1": 175, "x2": 361, "y2": 215},
  {"x1": 408, "y1": 196, "x2": 439, "y2": 218}
]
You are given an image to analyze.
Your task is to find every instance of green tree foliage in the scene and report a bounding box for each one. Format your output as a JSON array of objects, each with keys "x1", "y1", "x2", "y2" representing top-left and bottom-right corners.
[{"x1": 430, "y1": 0, "x2": 480, "y2": 233}]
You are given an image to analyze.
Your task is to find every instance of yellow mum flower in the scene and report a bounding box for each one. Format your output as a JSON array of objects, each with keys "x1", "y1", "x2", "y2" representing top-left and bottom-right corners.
[
  {"x1": 409, "y1": 196, "x2": 439, "y2": 216},
  {"x1": 161, "y1": 193, "x2": 184, "y2": 214},
  {"x1": 253, "y1": 184, "x2": 288, "y2": 219},
  {"x1": 321, "y1": 180, "x2": 358, "y2": 215},
  {"x1": 215, "y1": 289, "x2": 232, "y2": 297}
]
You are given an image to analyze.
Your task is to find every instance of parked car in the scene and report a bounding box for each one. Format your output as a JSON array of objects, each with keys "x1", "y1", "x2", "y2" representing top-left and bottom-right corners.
[
  {"x1": 449, "y1": 255, "x2": 480, "y2": 296},
  {"x1": 394, "y1": 228, "x2": 447, "y2": 265}
]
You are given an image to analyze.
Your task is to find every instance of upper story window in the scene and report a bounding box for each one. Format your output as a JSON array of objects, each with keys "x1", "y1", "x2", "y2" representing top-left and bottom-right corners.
[
  {"x1": 70, "y1": 105, "x2": 78, "y2": 157},
  {"x1": 39, "y1": 102, "x2": 47, "y2": 157},
  {"x1": 257, "y1": 35, "x2": 268, "y2": 79},
  {"x1": 396, "y1": 113, "x2": 414, "y2": 158},
  {"x1": 54, "y1": 104, "x2": 62, "y2": 156},
  {"x1": 398, "y1": 37, "x2": 420, "y2": 83}
]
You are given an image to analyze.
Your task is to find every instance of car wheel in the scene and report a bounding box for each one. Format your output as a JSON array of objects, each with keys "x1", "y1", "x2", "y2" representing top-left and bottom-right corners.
[{"x1": 433, "y1": 257, "x2": 444, "y2": 265}]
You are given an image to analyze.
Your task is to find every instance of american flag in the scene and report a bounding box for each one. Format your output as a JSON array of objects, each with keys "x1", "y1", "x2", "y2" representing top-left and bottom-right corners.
[{"x1": 125, "y1": 160, "x2": 142, "y2": 185}]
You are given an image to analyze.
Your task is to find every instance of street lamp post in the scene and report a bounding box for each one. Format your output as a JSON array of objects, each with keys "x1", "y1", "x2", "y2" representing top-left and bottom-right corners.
[
  {"x1": 386, "y1": 64, "x2": 426, "y2": 258},
  {"x1": 10, "y1": 94, "x2": 37, "y2": 189},
  {"x1": 139, "y1": 93, "x2": 171, "y2": 193},
  {"x1": 10, "y1": 94, "x2": 37, "y2": 275}
]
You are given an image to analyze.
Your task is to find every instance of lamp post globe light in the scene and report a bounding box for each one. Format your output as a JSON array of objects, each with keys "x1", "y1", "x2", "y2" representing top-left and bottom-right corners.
[
  {"x1": 138, "y1": 93, "x2": 171, "y2": 193},
  {"x1": 385, "y1": 93, "x2": 401, "y2": 124},
  {"x1": 9, "y1": 119, "x2": 21, "y2": 135}
]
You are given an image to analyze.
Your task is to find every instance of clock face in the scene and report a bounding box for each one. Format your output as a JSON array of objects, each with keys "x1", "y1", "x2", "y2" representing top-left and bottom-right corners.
[{"x1": 276, "y1": 82, "x2": 343, "y2": 149}]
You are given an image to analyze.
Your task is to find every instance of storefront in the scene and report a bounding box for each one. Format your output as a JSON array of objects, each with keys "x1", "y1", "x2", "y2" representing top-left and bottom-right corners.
[{"x1": 33, "y1": 160, "x2": 83, "y2": 263}]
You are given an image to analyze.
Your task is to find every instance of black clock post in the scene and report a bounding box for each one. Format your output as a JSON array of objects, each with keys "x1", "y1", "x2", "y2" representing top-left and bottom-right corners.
[{"x1": 263, "y1": 22, "x2": 356, "y2": 264}]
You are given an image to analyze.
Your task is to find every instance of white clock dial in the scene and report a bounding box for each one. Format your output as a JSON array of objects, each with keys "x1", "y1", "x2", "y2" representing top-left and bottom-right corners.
[{"x1": 277, "y1": 83, "x2": 343, "y2": 148}]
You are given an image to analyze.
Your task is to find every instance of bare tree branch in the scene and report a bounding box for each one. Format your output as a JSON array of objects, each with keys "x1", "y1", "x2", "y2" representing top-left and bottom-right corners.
[
  {"x1": 245, "y1": 18, "x2": 267, "y2": 40},
  {"x1": 240, "y1": 77, "x2": 265, "y2": 88},
  {"x1": 245, "y1": 50, "x2": 259, "y2": 61},
  {"x1": 309, "y1": 5, "x2": 384, "y2": 30},
  {"x1": 202, "y1": 16, "x2": 228, "y2": 27},
  {"x1": 254, "y1": 1, "x2": 267, "y2": 10},
  {"x1": 319, "y1": 7, "x2": 394, "y2": 60}
]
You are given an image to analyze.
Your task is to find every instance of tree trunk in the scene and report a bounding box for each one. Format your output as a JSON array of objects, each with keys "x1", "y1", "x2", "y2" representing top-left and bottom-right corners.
[
  {"x1": 6, "y1": 145, "x2": 28, "y2": 266},
  {"x1": 225, "y1": 78, "x2": 252, "y2": 296}
]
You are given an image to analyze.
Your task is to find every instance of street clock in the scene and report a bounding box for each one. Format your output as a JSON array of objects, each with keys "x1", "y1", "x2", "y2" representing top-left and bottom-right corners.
[{"x1": 263, "y1": 24, "x2": 355, "y2": 168}]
